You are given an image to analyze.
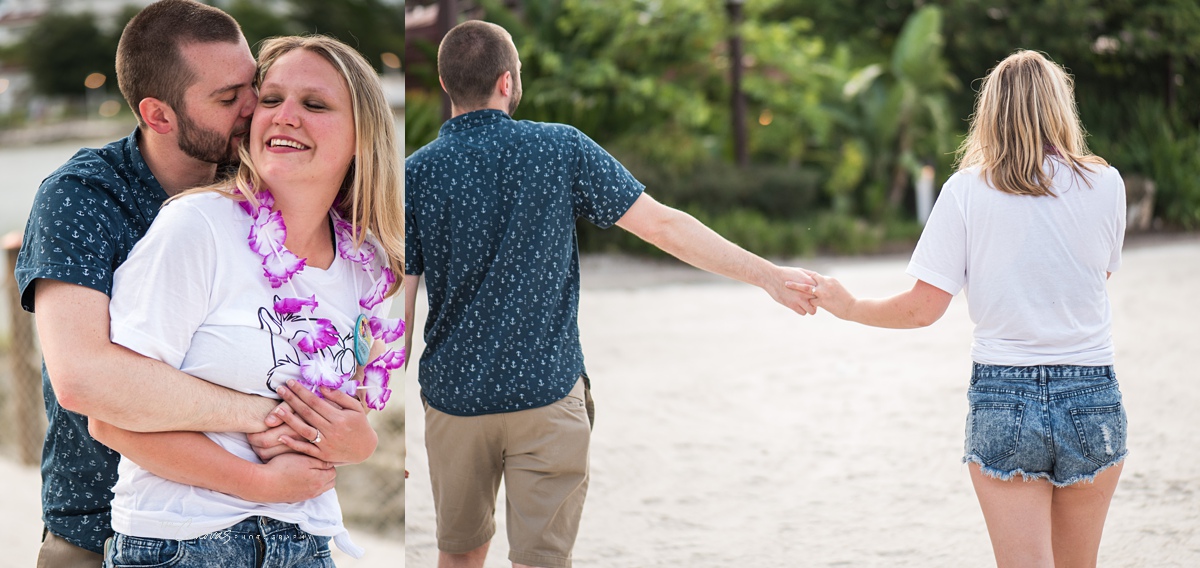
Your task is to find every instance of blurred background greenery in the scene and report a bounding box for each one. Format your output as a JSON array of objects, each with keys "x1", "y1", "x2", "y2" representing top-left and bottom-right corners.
[
  {"x1": 0, "y1": 0, "x2": 402, "y2": 127},
  {"x1": 404, "y1": 0, "x2": 1200, "y2": 256}
]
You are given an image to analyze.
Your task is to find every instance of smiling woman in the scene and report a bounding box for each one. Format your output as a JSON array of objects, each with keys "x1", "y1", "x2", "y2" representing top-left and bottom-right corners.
[
  {"x1": 251, "y1": 48, "x2": 358, "y2": 232},
  {"x1": 91, "y1": 35, "x2": 405, "y2": 566}
]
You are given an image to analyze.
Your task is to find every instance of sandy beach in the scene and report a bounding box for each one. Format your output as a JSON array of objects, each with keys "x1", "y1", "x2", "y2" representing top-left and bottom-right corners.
[{"x1": 404, "y1": 235, "x2": 1200, "y2": 567}]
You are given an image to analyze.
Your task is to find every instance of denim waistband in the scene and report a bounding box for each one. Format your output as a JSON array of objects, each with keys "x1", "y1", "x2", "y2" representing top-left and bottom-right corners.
[
  {"x1": 972, "y1": 363, "x2": 1114, "y2": 380},
  {"x1": 220, "y1": 517, "x2": 305, "y2": 537}
]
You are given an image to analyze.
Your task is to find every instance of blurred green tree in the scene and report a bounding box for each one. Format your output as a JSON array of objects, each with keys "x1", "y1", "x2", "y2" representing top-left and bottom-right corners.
[
  {"x1": 288, "y1": 0, "x2": 403, "y2": 71},
  {"x1": 227, "y1": 0, "x2": 296, "y2": 54},
  {"x1": 0, "y1": 42, "x2": 26, "y2": 67},
  {"x1": 879, "y1": 6, "x2": 957, "y2": 208},
  {"x1": 23, "y1": 11, "x2": 112, "y2": 97},
  {"x1": 475, "y1": 0, "x2": 723, "y2": 171},
  {"x1": 406, "y1": 0, "x2": 1200, "y2": 233}
]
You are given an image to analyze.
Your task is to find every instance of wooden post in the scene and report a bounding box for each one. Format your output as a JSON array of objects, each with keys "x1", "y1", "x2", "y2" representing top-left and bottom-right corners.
[{"x1": 4, "y1": 231, "x2": 42, "y2": 466}]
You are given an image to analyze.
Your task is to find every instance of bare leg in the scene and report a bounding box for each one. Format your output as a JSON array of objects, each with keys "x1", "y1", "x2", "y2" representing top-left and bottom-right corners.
[
  {"x1": 440, "y1": 542, "x2": 490, "y2": 568},
  {"x1": 969, "y1": 462, "x2": 1055, "y2": 568},
  {"x1": 1050, "y1": 461, "x2": 1123, "y2": 568}
]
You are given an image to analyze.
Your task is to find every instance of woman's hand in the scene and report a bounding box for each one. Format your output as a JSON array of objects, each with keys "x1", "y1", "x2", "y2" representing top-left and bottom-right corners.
[
  {"x1": 267, "y1": 380, "x2": 379, "y2": 465},
  {"x1": 809, "y1": 273, "x2": 857, "y2": 320},
  {"x1": 788, "y1": 272, "x2": 856, "y2": 320}
]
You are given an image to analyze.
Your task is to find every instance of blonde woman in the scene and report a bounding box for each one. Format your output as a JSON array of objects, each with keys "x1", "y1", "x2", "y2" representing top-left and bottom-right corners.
[
  {"x1": 89, "y1": 35, "x2": 403, "y2": 564},
  {"x1": 792, "y1": 50, "x2": 1126, "y2": 567}
]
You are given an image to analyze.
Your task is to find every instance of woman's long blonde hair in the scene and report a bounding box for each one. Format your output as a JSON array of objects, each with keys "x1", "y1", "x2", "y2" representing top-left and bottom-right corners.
[
  {"x1": 956, "y1": 50, "x2": 1107, "y2": 196},
  {"x1": 179, "y1": 35, "x2": 403, "y2": 295}
]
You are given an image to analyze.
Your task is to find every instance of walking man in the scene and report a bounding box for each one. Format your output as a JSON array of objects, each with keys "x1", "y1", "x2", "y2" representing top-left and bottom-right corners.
[{"x1": 404, "y1": 20, "x2": 817, "y2": 568}]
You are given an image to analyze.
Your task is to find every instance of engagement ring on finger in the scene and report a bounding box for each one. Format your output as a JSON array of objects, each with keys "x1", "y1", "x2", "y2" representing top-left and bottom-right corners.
[{"x1": 311, "y1": 430, "x2": 322, "y2": 445}]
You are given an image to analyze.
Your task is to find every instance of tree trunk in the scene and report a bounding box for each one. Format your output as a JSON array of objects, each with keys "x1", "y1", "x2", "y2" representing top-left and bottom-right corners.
[{"x1": 887, "y1": 121, "x2": 912, "y2": 208}]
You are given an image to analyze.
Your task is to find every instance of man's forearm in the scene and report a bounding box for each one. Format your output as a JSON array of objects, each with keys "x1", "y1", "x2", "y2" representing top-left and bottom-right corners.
[
  {"x1": 34, "y1": 281, "x2": 276, "y2": 433},
  {"x1": 82, "y1": 346, "x2": 278, "y2": 433},
  {"x1": 615, "y1": 193, "x2": 816, "y2": 315},
  {"x1": 619, "y1": 200, "x2": 772, "y2": 288}
]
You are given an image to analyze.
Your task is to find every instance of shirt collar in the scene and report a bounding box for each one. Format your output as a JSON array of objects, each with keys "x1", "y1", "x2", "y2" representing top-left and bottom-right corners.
[
  {"x1": 125, "y1": 128, "x2": 170, "y2": 201},
  {"x1": 439, "y1": 109, "x2": 511, "y2": 137}
]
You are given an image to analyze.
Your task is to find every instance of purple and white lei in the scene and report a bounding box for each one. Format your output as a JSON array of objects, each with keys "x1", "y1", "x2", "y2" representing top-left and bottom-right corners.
[{"x1": 240, "y1": 187, "x2": 403, "y2": 410}]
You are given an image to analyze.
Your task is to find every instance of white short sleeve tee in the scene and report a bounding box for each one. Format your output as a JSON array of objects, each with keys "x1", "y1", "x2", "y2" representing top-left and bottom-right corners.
[
  {"x1": 108, "y1": 192, "x2": 393, "y2": 557},
  {"x1": 906, "y1": 160, "x2": 1126, "y2": 365}
]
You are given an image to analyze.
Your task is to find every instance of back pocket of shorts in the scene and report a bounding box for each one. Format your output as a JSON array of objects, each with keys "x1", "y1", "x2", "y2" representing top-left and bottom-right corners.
[
  {"x1": 1070, "y1": 404, "x2": 1127, "y2": 465},
  {"x1": 967, "y1": 401, "x2": 1025, "y2": 465},
  {"x1": 110, "y1": 535, "x2": 185, "y2": 568}
]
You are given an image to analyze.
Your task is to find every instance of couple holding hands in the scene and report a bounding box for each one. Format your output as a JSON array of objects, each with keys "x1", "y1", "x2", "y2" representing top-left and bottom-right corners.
[{"x1": 405, "y1": 20, "x2": 1126, "y2": 568}]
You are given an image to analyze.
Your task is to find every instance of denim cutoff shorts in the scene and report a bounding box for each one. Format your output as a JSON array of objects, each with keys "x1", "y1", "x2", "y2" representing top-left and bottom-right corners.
[
  {"x1": 104, "y1": 516, "x2": 333, "y2": 568},
  {"x1": 964, "y1": 363, "x2": 1128, "y2": 487}
]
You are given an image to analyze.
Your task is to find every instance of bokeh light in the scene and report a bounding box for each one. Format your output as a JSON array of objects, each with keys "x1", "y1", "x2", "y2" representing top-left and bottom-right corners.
[
  {"x1": 98, "y1": 100, "x2": 122, "y2": 117},
  {"x1": 84, "y1": 73, "x2": 106, "y2": 89}
]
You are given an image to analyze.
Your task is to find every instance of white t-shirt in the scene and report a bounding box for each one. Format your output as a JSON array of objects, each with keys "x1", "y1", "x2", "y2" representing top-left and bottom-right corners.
[
  {"x1": 108, "y1": 192, "x2": 393, "y2": 557},
  {"x1": 907, "y1": 160, "x2": 1125, "y2": 365}
]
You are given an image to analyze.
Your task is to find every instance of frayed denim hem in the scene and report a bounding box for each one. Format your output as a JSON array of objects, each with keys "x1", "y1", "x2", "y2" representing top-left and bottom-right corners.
[{"x1": 963, "y1": 450, "x2": 1128, "y2": 488}]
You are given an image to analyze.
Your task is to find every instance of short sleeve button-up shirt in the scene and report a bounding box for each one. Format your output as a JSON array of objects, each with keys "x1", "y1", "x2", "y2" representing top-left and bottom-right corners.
[
  {"x1": 406, "y1": 110, "x2": 644, "y2": 416},
  {"x1": 15, "y1": 130, "x2": 168, "y2": 552}
]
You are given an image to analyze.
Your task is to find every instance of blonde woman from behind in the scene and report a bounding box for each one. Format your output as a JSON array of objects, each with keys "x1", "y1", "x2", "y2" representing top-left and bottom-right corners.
[{"x1": 792, "y1": 50, "x2": 1127, "y2": 567}]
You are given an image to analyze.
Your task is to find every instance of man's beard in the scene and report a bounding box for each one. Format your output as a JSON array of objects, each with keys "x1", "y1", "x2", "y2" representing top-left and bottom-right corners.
[
  {"x1": 177, "y1": 110, "x2": 245, "y2": 166},
  {"x1": 508, "y1": 80, "x2": 522, "y2": 116}
]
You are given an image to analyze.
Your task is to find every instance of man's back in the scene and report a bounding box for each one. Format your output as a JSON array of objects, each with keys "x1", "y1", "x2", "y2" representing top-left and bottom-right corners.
[{"x1": 405, "y1": 109, "x2": 643, "y2": 416}]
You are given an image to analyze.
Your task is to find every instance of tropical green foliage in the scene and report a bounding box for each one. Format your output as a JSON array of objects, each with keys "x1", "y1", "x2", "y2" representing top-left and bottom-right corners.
[
  {"x1": 406, "y1": 1, "x2": 959, "y2": 254},
  {"x1": 405, "y1": 0, "x2": 1200, "y2": 253}
]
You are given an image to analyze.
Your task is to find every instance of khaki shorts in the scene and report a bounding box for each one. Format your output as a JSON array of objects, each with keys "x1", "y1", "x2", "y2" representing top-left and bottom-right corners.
[
  {"x1": 37, "y1": 529, "x2": 102, "y2": 568},
  {"x1": 425, "y1": 378, "x2": 591, "y2": 568}
]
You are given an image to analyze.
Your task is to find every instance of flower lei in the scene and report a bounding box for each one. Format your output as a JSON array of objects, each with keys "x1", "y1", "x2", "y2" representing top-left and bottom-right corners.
[{"x1": 239, "y1": 187, "x2": 403, "y2": 410}]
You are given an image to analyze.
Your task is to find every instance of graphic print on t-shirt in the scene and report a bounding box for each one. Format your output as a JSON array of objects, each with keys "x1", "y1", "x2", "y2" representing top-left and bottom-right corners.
[{"x1": 258, "y1": 295, "x2": 357, "y2": 392}]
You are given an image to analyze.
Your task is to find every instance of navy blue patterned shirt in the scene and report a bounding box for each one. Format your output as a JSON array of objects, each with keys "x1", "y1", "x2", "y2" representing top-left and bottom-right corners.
[
  {"x1": 406, "y1": 110, "x2": 644, "y2": 416},
  {"x1": 15, "y1": 129, "x2": 168, "y2": 553}
]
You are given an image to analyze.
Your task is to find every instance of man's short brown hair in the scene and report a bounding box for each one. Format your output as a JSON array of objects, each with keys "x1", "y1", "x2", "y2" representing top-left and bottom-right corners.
[
  {"x1": 437, "y1": 20, "x2": 520, "y2": 111},
  {"x1": 116, "y1": 0, "x2": 243, "y2": 125}
]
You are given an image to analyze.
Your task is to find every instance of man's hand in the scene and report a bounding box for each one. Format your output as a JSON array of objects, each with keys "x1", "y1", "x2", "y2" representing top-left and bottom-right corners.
[
  {"x1": 768, "y1": 266, "x2": 818, "y2": 315},
  {"x1": 243, "y1": 452, "x2": 336, "y2": 503},
  {"x1": 265, "y1": 381, "x2": 378, "y2": 466}
]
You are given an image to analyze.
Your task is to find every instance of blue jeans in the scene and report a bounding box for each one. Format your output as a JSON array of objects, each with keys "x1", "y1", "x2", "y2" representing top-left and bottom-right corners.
[
  {"x1": 104, "y1": 517, "x2": 334, "y2": 568},
  {"x1": 964, "y1": 363, "x2": 1128, "y2": 487}
]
